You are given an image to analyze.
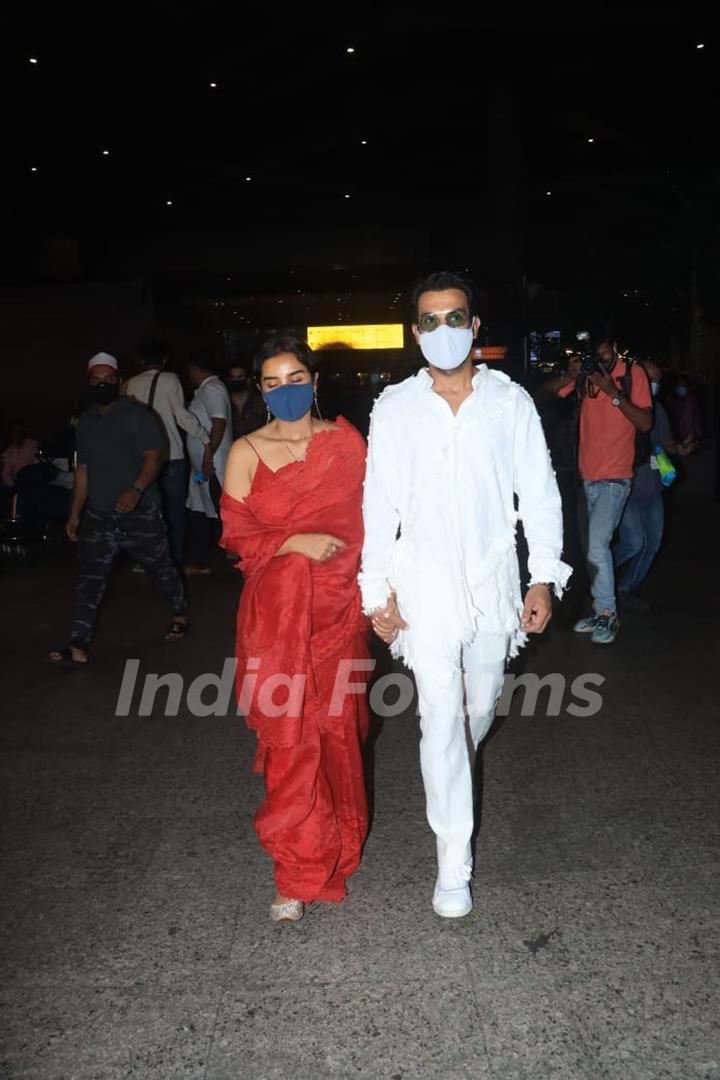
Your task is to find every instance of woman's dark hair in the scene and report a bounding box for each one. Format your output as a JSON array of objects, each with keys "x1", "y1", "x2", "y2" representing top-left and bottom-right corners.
[
  {"x1": 253, "y1": 334, "x2": 318, "y2": 378},
  {"x1": 410, "y1": 271, "x2": 476, "y2": 322}
]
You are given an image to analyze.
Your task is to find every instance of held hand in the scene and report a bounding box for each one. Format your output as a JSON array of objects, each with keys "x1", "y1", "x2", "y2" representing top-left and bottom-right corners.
[
  {"x1": 115, "y1": 488, "x2": 141, "y2": 514},
  {"x1": 295, "y1": 533, "x2": 348, "y2": 562},
  {"x1": 521, "y1": 584, "x2": 552, "y2": 634},
  {"x1": 65, "y1": 515, "x2": 81, "y2": 542},
  {"x1": 371, "y1": 593, "x2": 409, "y2": 645}
]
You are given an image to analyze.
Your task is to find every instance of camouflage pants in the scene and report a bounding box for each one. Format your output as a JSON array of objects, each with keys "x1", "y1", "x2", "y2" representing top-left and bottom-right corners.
[{"x1": 70, "y1": 505, "x2": 188, "y2": 649}]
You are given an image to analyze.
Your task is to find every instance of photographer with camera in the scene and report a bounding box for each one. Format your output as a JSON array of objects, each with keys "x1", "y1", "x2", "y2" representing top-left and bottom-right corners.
[{"x1": 553, "y1": 339, "x2": 652, "y2": 644}]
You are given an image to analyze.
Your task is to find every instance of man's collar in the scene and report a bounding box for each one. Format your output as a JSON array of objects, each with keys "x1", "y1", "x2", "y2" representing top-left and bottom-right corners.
[{"x1": 417, "y1": 363, "x2": 486, "y2": 390}]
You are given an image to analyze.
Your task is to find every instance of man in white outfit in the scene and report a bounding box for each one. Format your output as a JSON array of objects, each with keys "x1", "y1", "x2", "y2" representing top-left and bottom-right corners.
[
  {"x1": 125, "y1": 341, "x2": 210, "y2": 566},
  {"x1": 360, "y1": 272, "x2": 571, "y2": 918},
  {"x1": 184, "y1": 360, "x2": 233, "y2": 575}
]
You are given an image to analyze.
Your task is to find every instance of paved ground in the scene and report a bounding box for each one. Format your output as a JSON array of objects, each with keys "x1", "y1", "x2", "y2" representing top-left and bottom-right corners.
[{"x1": 1, "y1": 451, "x2": 719, "y2": 1079}]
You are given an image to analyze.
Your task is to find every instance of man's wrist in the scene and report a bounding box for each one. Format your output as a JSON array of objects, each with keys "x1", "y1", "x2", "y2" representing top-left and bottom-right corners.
[{"x1": 131, "y1": 483, "x2": 144, "y2": 496}]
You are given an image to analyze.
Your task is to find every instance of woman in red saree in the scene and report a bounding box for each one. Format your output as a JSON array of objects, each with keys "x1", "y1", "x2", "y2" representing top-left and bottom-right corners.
[{"x1": 220, "y1": 335, "x2": 370, "y2": 922}]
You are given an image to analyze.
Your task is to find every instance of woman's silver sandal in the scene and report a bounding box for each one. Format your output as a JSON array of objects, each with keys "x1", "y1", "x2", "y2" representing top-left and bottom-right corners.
[{"x1": 269, "y1": 899, "x2": 304, "y2": 923}]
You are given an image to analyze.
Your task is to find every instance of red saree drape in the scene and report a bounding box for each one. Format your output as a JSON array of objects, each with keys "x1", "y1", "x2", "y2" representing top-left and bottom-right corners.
[{"x1": 220, "y1": 418, "x2": 371, "y2": 902}]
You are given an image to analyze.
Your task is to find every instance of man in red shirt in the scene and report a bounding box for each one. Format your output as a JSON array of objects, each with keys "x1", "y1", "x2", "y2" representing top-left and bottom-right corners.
[{"x1": 556, "y1": 340, "x2": 652, "y2": 643}]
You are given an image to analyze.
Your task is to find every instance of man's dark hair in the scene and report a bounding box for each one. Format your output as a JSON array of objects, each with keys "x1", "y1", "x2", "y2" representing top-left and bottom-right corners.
[
  {"x1": 410, "y1": 271, "x2": 475, "y2": 322},
  {"x1": 187, "y1": 358, "x2": 218, "y2": 376},
  {"x1": 136, "y1": 340, "x2": 168, "y2": 370},
  {"x1": 253, "y1": 334, "x2": 318, "y2": 378},
  {"x1": 5, "y1": 418, "x2": 28, "y2": 446}
]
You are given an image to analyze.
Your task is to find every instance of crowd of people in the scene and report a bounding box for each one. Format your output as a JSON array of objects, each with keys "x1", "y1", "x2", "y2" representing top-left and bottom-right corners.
[
  {"x1": 1, "y1": 348, "x2": 267, "y2": 550},
  {"x1": 1, "y1": 271, "x2": 709, "y2": 922}
]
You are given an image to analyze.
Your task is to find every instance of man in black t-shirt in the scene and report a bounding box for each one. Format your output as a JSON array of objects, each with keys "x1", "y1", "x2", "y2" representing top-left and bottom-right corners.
[
  {"x1": 49, "y1": 353, "x2": 189, "y2": 666},
  {"x1": 225, "y1": 364, "x2": 266, "y2": 440}
]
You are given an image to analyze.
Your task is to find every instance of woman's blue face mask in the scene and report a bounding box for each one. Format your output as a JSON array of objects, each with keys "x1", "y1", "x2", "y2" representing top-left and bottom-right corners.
[{"x1": 263, "y1": 381, "x2": 314, "y2": 421}]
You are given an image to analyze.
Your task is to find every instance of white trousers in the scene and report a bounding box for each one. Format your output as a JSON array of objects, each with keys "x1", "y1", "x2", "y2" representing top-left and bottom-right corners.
[{"x1": 412, "y1": 633, "x2": 508, "y2": 869}]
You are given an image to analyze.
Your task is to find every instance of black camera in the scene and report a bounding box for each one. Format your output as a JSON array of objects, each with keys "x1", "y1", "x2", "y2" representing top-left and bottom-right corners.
[{"x1": 575, "y1": 331, "x2": 601, "y2": 378}]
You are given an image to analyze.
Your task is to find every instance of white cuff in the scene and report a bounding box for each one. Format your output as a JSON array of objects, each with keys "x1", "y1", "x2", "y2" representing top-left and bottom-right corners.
[
  {"x1": 528, "y1": 558, "x2": 573, "y2": 600},
  {"x1": 358, "y1": 571, "x2": 392, "y2": 615}
]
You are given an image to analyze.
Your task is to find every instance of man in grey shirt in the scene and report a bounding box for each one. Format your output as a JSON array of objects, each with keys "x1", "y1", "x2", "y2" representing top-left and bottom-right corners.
[{"x1": 49, "y1": 352, "x2": 189, "y2": 667}]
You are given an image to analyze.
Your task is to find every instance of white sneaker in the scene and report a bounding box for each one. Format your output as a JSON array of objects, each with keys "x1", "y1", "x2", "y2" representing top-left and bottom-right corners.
[{"x1": 432, "y1": 863, "x2": 473, "y2": 918}]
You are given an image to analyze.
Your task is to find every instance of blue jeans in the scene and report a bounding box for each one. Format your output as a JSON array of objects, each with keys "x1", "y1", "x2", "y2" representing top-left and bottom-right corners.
[
  {"x1": 614, "y1": 484, "x2": 664, "y2": 592},
  {"x1": 159, "y1": 460, "x2": 187, "y2": 567},
  {"x1": 583, "y1": 479, "x2": 631, "y2": 615}
]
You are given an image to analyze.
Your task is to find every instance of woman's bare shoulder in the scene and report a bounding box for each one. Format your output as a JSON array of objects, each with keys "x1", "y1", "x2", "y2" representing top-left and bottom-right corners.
[{"x1": 228, "y1": 426, "x2": 272, "y2": 458}]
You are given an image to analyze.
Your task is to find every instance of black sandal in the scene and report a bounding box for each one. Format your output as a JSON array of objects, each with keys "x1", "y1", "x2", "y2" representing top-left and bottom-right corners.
[
  {"x1": 49, "y1": 646, "x2": 88, "y2": 668},
  {"x1": 165, "y1": 619, "x2": 190, "y2": 642}
]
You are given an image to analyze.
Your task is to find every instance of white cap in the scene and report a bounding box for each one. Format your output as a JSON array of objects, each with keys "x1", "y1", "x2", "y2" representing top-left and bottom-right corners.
[{"x1": 87, "y1": 351, "x2": 119, "y2": 372}]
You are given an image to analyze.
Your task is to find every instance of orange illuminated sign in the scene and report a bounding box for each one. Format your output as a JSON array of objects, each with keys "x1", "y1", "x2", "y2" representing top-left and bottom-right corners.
[
  {"x1": 307, "y1": 324, "x2": 404, "y2": 350},
  {"x1": 471, "y1": 346, "x2": 507, "y2": 362}
]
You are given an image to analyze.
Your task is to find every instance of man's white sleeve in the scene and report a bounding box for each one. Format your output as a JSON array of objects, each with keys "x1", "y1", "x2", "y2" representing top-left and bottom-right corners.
[
  {"x1": 204, "y1": 382, "x2": 231, "y2": 422},
  {"x1": 359, "y1": 403, "x2": 401, "y2": 613},
  {"x1": 513, "y1": 390, "x2": 572, "y2": 598},
  {"x1": 169, "y1": 376, "x2": 210, "y2": 444}
]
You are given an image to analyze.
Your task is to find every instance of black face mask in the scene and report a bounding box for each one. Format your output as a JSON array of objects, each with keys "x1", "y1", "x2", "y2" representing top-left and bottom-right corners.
[
  {"x1": 89, "y1": 382, "x2": 119, "y2": 406},
  {"x1": 227, "y1": 378, "x2": 247, "y2": 393}
]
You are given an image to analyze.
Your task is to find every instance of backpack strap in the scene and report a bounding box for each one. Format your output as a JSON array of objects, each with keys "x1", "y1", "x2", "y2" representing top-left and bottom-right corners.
[{"x1": 147, "y1": 370, "x2": 162, "y2": 412}]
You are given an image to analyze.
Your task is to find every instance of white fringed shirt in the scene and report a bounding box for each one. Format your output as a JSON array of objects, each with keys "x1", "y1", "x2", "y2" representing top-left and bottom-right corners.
[{"x1": 359, "y1": 365, "x2": 572, "y2": 664}]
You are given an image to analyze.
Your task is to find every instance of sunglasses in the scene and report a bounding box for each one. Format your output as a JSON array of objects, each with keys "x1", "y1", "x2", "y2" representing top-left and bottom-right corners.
[{"x1": 417, "y1": 308, "x2": 471, "y2": 333}]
